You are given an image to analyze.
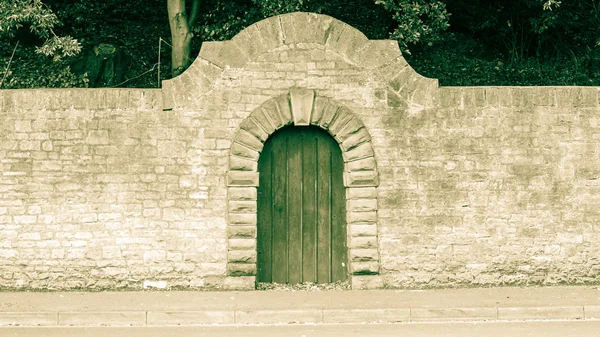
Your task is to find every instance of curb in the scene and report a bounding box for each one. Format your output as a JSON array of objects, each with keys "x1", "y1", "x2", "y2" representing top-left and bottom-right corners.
[{"x1": 1, "y1": 306, "x2": 599, "y2": 327}]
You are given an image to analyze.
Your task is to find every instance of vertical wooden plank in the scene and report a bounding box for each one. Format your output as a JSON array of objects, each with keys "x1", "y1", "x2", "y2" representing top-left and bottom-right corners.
[
  {"x1": 316, "y1": 136, "x2": 332, "y2": 283},
  {"x1": 271, "y1": 132, "x2": 288, "y2": 283},
  {"x1": 287, "y1": 128, "x2": 303, "y2": 284},
  {"x1": 302, "y1": 131, "x2": 317, "y2": 283},
  {"x1": 257, "y1": 139, "x2": 273, "y2": 282},
  {"x1": 329, "y1": 135, "x2": 348, "y2": 282},
  {"x1": 257, "y1": 126, "x2": 348, "y2": 285}
]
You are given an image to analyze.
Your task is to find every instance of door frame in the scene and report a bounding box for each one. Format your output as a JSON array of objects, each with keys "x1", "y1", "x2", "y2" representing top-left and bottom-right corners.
[
  {"x1": 256, "y1": 125, "x2": 348, "y2": 284},
  {"x1": 226, "y1": 89, "x2": 381, "y2": 289}
]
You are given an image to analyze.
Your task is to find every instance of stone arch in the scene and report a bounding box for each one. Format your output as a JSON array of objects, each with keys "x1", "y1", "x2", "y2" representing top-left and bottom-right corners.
[
  {"x1": 226, "y1": 89, "x2": 382, "y2": 289},
  {"x1": 161, "y1": 12, "x2": 439, "y2": 112}
]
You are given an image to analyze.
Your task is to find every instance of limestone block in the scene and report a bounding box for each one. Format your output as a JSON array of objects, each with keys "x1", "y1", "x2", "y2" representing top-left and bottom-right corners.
[
  {"x1": 230, "y1": 142, "x2": 260, "y2": 160},
  {"x1": 347, "y1": 199, "x2": 377, "y2": 213},
  {"x1": 532, "y1": 87, "x2": 555, "y2": 106},
  {"x1": 34, "y1": 161, "x2": 61, "y2": 171},
  {"x1": 199, "y1": 41, "x2": 250, "y2": 69},
  {"x1": 251, "y1": 106, "x2": 277, "y2": 135},
  {"x1": 310, "y1": 96, "x2": 329, "y2": 125},
  {"x1": 336, "y1": 119, "x2": 366, "y2": 144},
  {"x1": 349, "y1": 224, "x2": 378, "y2": 237},
  {"x1": 278, "y1": 13, "x2": 299, "y2": 45},
  {"x1": 386, "y1": 89, "x2": 408, "y2": 110},
  {"x1": 239, "y1": 117, "x2": 269, "y2": 142},
  {"x1": 41, "y1": 141, "x2": 53, "y2": 152},
  {"x1": 228, "y1": 238, "x2": 256, "y2": 251},
  {"x1": 350, "y1": 248, "x2": 379, "y2": 262},
  {"x1": 55, "y1": 183, "x2": 82, "y2": 192},
  {"x1": 347, "y1": 211, "x2": 377, "y2": 224},
  {"x1": 143, "y1": 250, "x2": 166, "y2": 263},
  {"x1": 387, "y1": 62, "x2": 414, "y2": 93},
  {"x1": 579, "y1": 87, "x2": 598, "y2": 107},
  {"x1": 290, "y1": 88, "x2": 315, "y2": 126},
  {"x1": 274, "y1": 94, "x2": 293, "y2": 126},
  {"x1": 228, "y1": 250, "x2": 257, "y2": 263},
  {"x1": 0, "y1": 249, "x2": 18, "y2": 259},
  {"x1": 227, "y1": 226, "x2": 256, "y2": 239},
  {"x1": 235, "y1": 129, "x2": 263, "y2": 152},
  {"x1": 229, "y1": 155, "x2": 258, "y2": 171},
  {"x1": 162, "y1": 208, "x2": 184, "y2": 221},
  {"x1": 227, "y1": 263, "x2": 256, "y2": 276},
  {"x1": 227, "y1": 172, "x2": 259, "y2": 187},
  {"x1": 346, "y1": 157, "x2": 376, "y2": 172},
  {"x1": 228, "y1": 213, "x2": 257, "y2": 226},
  {"x1": 222, "y1": 276, "x2": 255, "y2": 290},
  {"x1": 19, "y1": 140, "x2": 40, "y2": 151},
  {"x1": 228, "y1": 200, "x2": 257, "y2": 213},
  {"x1": 497, "y1": 87, "x2": 513, "y2": 106},
  {"x1": 14, "y1": 120, "x2": 31, "y2": 133},
  {"x1": 350, "y1": 236, "x2": 378, "y2": 249},
  {"x1": 351, "y1": 275, "x2": 383, "y2": 289},
  {"x1": 289, "y1": 13, "x2": 335, "y2": 44},
  {"x1": 158, "y1": 140, "x2": 186, "y2": 157},
  {"x1": 328, "y1": 107, "x2": 354, "y2": 136},
  {"x1": 253, "y1": 16, "x2": 283, "y2": 51},
  {"x1": 409, "y1": 77, "x2": 438, "y2": 111},
  {"x1": 324, "y1": 18, "x2": 368, "y2": 63},
  {"x1": 228, "y1": 187, "x2": 257, "y2": 201},
  {"x1": 555, "y1": 87, "x2": 578, "y2": 108},
  {"x1": 343, "y1": 143, "x2": 374, "y2": 162},
  {"x1": 260, "y1": 100, "x2": 286, "y2": 130},
  {"x1": 353, "y1": 40, "x2": 401, "y2": 69},
  {"x1": 317, "y1": 100, "x2": 340, "y2": 130},
  {"x1": 231, "y1": 25, "x2": 267, "y2": 62},
  {"x1": 351, "y1": 261, "x2": 379, "y2": 275},
  {"x1": 343, "y1": 171, "x2": 378, "y2": 187},
  {"x1": 346, "y1": 187, "x2": 378, "y2": 200},
  {"x1": 1, "y1": 91, "x2": 16, "y2": 112}
]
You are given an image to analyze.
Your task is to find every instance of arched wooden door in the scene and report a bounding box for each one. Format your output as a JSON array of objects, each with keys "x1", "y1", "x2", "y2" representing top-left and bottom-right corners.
[{"x1": 257, "y1": 126, "x2": 347, "y2": 284}]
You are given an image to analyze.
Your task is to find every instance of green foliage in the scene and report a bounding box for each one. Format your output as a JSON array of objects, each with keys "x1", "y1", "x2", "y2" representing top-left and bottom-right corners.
[
  {"x1": 374, "y1": 0, "x2": 450, "y2": 53},
  {"x1": 2, "y1": 0, "x2": 171, "y2": 88},
  {"x1": 2, "y1": 0, "x2": 600, "y2": 88},
  {"x1": 0, "y1": 0, "x2": 60, "y2": 39},
  {"x1": 444, "y1": 0, "x2": 600, "y2": 62},
  {"x1": 0, "y1": 45, "x2": 88, "y2": 88},
  {"x1": 192, "y1": 0, "x2": 392, "y2": 42},
  {"x1": 194, "y1": 0, "x2": 262, "y2": 41},
  {"x1": 407, "y1": 32, "x2": 600, "y2": 86},
  {"x1": 0, "y1": 0, "x2": 81, "y2": 59}
]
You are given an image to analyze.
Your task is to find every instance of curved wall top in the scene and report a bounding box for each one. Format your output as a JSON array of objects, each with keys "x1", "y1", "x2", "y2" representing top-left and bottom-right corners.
[{"x1": 161, "y1": 12, "x2": 438, "y2": 110}]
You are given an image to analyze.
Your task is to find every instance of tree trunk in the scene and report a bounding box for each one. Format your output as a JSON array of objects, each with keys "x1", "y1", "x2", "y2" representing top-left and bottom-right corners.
[{"x1": 167, "y1": 0, "x2": 193, "y2": 77}]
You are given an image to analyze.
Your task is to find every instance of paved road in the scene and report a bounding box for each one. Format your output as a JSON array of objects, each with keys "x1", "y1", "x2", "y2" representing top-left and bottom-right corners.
[{"x1": 2, "y1": 321, "x2": 600, "y2": 337}]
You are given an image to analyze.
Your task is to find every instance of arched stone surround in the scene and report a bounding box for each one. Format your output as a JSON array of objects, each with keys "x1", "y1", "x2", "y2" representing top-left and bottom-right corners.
[{"x1": 226, "y1": 89, "x2": 382, "y2": 288}]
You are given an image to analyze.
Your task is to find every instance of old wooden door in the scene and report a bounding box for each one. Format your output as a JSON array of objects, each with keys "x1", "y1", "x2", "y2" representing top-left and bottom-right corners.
[{"x1": 257, "y1": 126, "x2": 347, "y2": 284}]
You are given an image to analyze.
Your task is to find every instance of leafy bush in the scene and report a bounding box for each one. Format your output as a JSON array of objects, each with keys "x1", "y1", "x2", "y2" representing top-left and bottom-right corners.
[
  {"x1": 408, "y1": 32, "x2": 600, "y2": 86},
  {"x1": 0, "y1": 45, "x2": 88, "y2": 88}
]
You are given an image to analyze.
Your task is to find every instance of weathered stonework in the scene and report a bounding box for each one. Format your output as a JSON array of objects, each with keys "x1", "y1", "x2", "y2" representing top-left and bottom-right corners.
[
  {"x1": 226, "y1": 90, "x2": 381, "y2": 286},
  {"x1": 1, "y1": 12, "x2": 600, "y2": 290}
]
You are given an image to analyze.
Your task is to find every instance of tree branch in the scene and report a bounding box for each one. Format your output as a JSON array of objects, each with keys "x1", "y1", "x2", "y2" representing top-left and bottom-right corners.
[{"x1": 188, "y1": 0, "x2": 201, "y2": 28}]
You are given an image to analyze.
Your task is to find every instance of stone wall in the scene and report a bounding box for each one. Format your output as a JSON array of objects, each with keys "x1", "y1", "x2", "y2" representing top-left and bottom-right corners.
[
  {"x1": 0, "y1": 12, "x2": 599, "y2": 290},
  {"x1": 379, "y1": 86, "x2": 600, "y2": 287}
]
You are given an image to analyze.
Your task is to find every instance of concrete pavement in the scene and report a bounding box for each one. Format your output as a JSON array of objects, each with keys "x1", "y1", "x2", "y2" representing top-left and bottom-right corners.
[
  {"x1": 4, "y1": 322, "x2": 600, "y2": 337},
  {"x1": 0, "y1": 286, "x2": 599, "y2": 327}
]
